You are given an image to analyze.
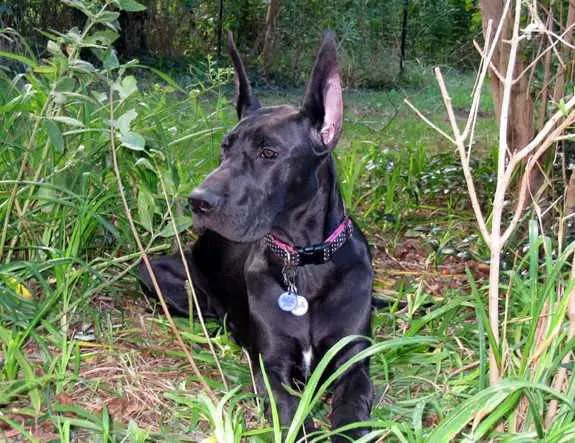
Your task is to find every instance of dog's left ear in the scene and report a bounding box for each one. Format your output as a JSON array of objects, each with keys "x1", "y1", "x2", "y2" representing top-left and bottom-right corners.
[
  {"x1": 228, "y1": 31, "x2": 261, "y2": 119},
  {"x1": 302, "y1": 31, "x2": 343, "y2": 150}
]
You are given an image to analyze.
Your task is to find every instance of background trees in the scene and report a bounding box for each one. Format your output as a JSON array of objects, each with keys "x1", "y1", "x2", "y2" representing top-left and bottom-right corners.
[{"x1": 2, "y1": 0, "x2": 479, "y2": 86}]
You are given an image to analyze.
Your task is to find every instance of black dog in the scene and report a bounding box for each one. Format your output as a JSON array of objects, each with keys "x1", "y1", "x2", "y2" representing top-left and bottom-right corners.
[{"x1": 140, "y1": 32, "x2": 373, "y2": 441}]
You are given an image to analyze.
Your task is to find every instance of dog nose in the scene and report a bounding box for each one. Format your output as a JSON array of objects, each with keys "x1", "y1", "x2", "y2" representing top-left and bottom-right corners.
[{"x1": 189, "y1": 189, "x2": 222, "y2": 215}]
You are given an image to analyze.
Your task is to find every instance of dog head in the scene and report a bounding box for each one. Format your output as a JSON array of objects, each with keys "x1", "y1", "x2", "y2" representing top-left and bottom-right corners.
[{"x1": 189, "y1": 31, "x2": 343, "y2": 242}]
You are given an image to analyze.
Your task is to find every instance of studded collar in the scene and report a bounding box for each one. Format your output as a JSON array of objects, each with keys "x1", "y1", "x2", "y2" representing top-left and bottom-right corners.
[{"x1": 264, "y1": 218, "x2": 353, "y2": 267}]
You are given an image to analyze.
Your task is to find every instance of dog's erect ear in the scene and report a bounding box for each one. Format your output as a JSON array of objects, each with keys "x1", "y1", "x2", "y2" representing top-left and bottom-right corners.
[
  {"x1": 302, "y1": 31, "x2": 343, "y2": 150},
  {"x1": 228, "y1": 31, "x2": 261, "y2": 120}
]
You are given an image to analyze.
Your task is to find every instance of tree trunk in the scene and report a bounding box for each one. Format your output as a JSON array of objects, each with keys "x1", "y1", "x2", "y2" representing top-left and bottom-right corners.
[
  {"x1": 216, "y1": 0, "x2": 224, "y2": 63},
  {"x1": 400, "y1": 0, "x2": 409, "y2": 73},
  {"x1": 537, "y1": 11, "x2": 554, "y2": 131},
  {"x1": 552, "y1": 0, "x2": 575, "y2": 104},
  {"x1": 261, "y1": 0, "x2": 281, "y2": 82},
  {"x1": 479, "y1": 0, "x2": 534, "y2": 153}
]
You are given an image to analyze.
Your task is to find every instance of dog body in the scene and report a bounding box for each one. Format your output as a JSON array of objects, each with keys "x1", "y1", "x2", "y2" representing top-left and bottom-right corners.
[{"x1": 140, "y1": 32, "x2": 373, "y2": 441}]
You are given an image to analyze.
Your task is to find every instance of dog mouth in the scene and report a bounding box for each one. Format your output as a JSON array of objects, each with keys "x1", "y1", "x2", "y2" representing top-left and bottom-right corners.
[
  {"x1": 191, "y1": 211, "x2": 271, "y2": 243},
  {"x1": 191, "y1": 214, "x2": 208, "y2": 235},
  {"x1": 191, "y1": 223, "x2": 207, "y2": 236}
]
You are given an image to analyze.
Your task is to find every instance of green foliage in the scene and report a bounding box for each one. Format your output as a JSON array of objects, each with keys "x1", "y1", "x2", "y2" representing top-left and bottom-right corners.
[
  {"x1": 3, "y1": 0, "x2": 478, "y2": 87},
  {"x1": 2, "y1": 1, "x2": 575, "y2": 442},
  {"x1": 0, "y1": 1, "x2": 232, "y2": 437},
  {"x1": 272, "y1": 0, "x2": 479, "y2": 87},
  {"x1": 335, "y1": 74, "x2": 497, "y2": 237}
]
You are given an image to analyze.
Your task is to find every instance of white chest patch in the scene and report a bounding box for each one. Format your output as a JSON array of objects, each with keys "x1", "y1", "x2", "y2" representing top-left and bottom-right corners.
[{"x1": 302, "y1": 347, "x2": 313, "y2": 377}]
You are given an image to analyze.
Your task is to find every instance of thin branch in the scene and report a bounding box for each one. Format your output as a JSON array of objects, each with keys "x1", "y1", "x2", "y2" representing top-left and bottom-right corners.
[
  {"x1": 546, "y1": 225, "x2": 575, "y2": 426},
  {"x1": 473, "y1": 40, "x2": 505, "y2": 83},
  {"x1": 108, "y1": 85, "x2": 217, "y2": 402},
  {"x1": 515, "y1": 22, "x2": 575, "y2": 85},
  {"x1": 498, "y1": 0, "x2": 522, "y2": 178},
  {"x1": 465, "y1": 21, "x2": 494, "y2": 152},
  {"x1": 508, "y1": 94, "x2": 575, "y2": 167},
  {"x1": 403, "y1": 99, "x2": 455, "y2": 144},
  {"x1": 501, "y1": 111, "x2": 575, "y2": 244},
  {"x1": 155, "y1": 161, "x2": 229, "y2": 391},
  {"x1": 434, "y1": 67, "x2": 491, "y2": 247}
]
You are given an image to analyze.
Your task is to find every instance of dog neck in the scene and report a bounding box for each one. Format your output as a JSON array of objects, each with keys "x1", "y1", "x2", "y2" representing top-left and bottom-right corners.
[{"x1": 270, "y1": 156, "x2": 346, "y2": 247}]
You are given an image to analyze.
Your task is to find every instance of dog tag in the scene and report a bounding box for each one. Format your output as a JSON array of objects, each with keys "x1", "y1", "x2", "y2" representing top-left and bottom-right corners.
[
  {"x1": 291, "y1": 295, "x2": 309, "y2": 316},
  {"x1": 278, "y1": 291, "x2": 298, "y2": 312}
]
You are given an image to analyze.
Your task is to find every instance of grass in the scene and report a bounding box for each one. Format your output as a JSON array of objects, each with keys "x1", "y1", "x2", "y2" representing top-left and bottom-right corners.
[{"x1": 2, "y1": 1, "x2": 575, "y2": 441}]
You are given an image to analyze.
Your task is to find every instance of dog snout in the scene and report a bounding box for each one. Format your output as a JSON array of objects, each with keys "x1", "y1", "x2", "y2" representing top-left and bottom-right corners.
[{"x1": 189, "y1": 188, "x2": 222, "y2": 215}]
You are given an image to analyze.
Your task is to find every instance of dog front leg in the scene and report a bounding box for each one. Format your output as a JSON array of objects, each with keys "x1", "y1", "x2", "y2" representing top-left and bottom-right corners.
[
  {"x1": 330, "y1": 363, "x2": 373, "y2": 442},
  {"x1": 255, "y1": 360, "x2": 299, "y2": 435}
]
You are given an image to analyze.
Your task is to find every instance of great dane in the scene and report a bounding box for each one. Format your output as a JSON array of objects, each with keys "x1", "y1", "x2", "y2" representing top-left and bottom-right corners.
[{"x1": 140, "y1": 31, "x2": 374, "y2": 441}]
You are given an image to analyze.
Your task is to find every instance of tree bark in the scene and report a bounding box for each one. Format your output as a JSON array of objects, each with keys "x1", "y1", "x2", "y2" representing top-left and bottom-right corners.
[
  {"x1": 261, "y1": 0, "x2": 281, "y2": 82},
  {"x1": 216, "y1": 0, "x2": 224, "y2": 63},
  {"x1": 552, "y1": 0, "x2": 575, "y2": 104},
  {"x1": 479, "y1": 0, "x2": 534, "y2": 153},
  {"x1": 400, "y1": 0, "x2": 409, "y2": 73}
]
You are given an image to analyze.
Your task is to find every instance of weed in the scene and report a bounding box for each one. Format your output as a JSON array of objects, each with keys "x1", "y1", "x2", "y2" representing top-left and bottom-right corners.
[{"x1": 1, "y1": 1, "x2": 574, "y2": 441}]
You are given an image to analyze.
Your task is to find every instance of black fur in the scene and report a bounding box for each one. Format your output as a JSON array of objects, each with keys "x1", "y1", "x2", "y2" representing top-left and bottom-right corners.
[{"x1": 140, "y1": 32, "x2": 373, "y2": 442}]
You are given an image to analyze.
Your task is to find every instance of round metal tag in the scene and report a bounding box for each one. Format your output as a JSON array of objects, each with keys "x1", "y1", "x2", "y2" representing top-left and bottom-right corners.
[
  {"x1": 278, "y1": 291, "x2": 298, "y2": 312},
  {"x1": 291, "y1": 295, "x2": 309, "y2": 316}
]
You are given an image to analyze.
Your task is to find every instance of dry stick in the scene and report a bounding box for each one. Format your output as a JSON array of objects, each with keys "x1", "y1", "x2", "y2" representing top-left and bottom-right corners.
[
  {"x1": 546, "y1": 28, "x2": 575, "y2": 51},
  {"x1": 434, "y1": 68, "x2": 491, "y2": 247},
  {"x1": 473, "y1": 41, "x2": 505, "y2": 83},
  {"x1": 465, "y1": 22, "x2": 493, "y2": 138},
  {"x1": 545, "y1": 243, "x2": 575, "y2": 426},
  {"x1": 108, "y1": 87, "x2": 217, "y2": 402},
  {"x1": 522, "y1": 24, "x2": 575, "y2": 88},
  {"x1": 482, "y1": 0, "x2": 527, "y2": 387},
  {"x1": 500, "y1": 104, "x2": 575, "y2": 246},
  {"x1": 464, "y1": 21, "x2": 495, "y2": 156},
  {"x1": 469, "y1": 15, "x2": 511, "y2": 115},
  {"x1": 402, "y1": 100, "x2": 455, "y2": 144},
  {"x1": 465, "y1": 2, "x2": 512, "y2": 140},
  {"x1": 419, "y1": 0, "x2": 512, "y2": 388},
  {"x1": 464, "y1": 33, "x2": 490, "y2": 156},
  {"x1": 155, "y1": 164, "x2": 229, "y2": 391},
  {"x1": 541, "y1": 30, "x2": 566, "y2": 73},
  {"x1": 409, "y1": 0, "x2": 575, "y2": 393},
  {"x1": 243, "y1": 348, "x2": 260, "y2": 411}
]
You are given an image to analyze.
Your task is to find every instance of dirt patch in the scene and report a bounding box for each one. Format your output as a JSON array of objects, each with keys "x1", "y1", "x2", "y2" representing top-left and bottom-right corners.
[{"x1": 372, "y1": 236, "x2": 489, "y2": 299}]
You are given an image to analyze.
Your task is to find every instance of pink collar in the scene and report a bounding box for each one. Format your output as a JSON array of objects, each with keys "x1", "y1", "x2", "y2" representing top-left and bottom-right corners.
[{"x1": 264, "y1": 218, "x2": 353, "y2": 266}]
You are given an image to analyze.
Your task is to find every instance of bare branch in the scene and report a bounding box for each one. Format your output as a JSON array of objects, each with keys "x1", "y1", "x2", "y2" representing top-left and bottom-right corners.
[
  {"x1": 108, "y1": 86, "x2": 217, "y2": 402},
  {"x1": 501, "y1": 110, "x2": 575, "y2": 244},
  {"x1": 434, "y1": 67, "x2": 491, "y2": 246},
  {"x1": 509, "y1": 94, "x2": 575, "y2": 166},
  {"x1": 473, "y1": 40, "x2": 505, "y2": 83},
  {"x1": 514, "y1": 22, "x2": 575, "y2": 85},
  {"x1": 403, "y1": 99, "x2": 455, "y2": 144}
]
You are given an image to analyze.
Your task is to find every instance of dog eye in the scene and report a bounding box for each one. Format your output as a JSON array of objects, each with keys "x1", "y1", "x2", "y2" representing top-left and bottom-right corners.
[{"x1": 259, "y1": 148, "x2": 278, "y2": 159}]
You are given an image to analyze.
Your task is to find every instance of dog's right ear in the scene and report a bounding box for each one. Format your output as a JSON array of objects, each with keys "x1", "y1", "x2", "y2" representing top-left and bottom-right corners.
[
  {"x1": 302, "y1": 31, "x2": 343, "y2": 151},
  {"x1": 228, "y1": 31, "x2": 261, "y2": 120}
]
